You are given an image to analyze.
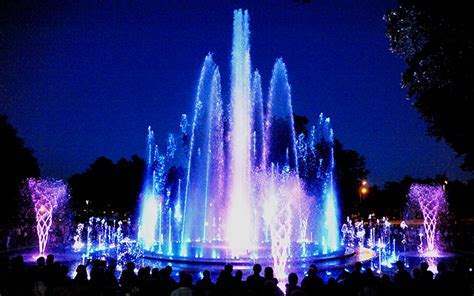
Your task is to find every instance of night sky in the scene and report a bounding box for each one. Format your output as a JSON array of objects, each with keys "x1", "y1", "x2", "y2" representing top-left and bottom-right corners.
[{"x1": 1, "y1": 1, "x2": 471, "y2": 185}]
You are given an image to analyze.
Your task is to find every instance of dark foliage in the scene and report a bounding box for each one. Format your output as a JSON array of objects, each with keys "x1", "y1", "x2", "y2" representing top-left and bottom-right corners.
[
  {"x1": 385, "y1": 1, "x2": 474, "y2": 172},
  {"x1": 68, "y1": 155, "x2": 145, "y2": 219},
  {"x1": 293, "y1": 113, "x2": 309, "y2": 136},
  {"x1": 0, "y1": 115, "x2": 40, "y2": 226},
  {"x1": 333, "y1": 139, "x2": 370, "y2": 217}
]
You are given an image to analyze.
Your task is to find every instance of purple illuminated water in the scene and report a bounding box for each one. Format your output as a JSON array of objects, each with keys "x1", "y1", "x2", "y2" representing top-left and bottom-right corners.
[
  {"x1": 408, "y1": 183, "x2": 447, "y2": 256},
  {"x1": 26, "y1": 178, "x2": 68, "y2": 257},
  {"x1": 137, "y1": 9, "x2": 340, "y2": 280}
]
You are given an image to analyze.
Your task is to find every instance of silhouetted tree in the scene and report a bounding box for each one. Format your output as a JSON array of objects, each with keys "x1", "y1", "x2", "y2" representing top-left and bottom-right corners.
[
  {"x1": 0, "y1": 115, "x2": 40, "y2": 227},
  {"x1": 293, "y1": 113, "x2": 309, "y2": 136},
  {"x1": 385, "y1": 1, "x2": 474, "y2": 172},
  {"x1": 68, "y1": 155, "x2": 145, "y2": 219},
  {"x1": 333, "y1": 139, "x2": 370, "y2": 217}
]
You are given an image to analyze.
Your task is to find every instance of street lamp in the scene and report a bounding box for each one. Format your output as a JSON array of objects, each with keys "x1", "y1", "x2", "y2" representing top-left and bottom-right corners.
[{"x1": 359, "y1": 180, "x2": 369, "y2": 202}]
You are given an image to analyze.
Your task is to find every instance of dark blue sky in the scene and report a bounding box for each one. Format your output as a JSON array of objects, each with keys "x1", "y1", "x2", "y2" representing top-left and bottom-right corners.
[{"x1": 1, "y1": 1, "x2": 471, "y2": 185}]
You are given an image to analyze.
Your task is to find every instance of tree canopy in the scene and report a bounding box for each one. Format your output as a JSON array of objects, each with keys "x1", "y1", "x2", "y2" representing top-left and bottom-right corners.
[
  {"x1": 68, "y1": 155, "x2": 145, "y2": 219},
  {"x1": 385, "y1": 1, "x2": 474, "y2": 172},
  {"x1": 0, "y1": 115, "x2": 40, "y2": 226}
]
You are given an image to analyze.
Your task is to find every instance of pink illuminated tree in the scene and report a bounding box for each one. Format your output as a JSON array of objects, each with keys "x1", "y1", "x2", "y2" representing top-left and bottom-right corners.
[{"x1": 26, "y1": 178, "x2": 68, "y2": 256}]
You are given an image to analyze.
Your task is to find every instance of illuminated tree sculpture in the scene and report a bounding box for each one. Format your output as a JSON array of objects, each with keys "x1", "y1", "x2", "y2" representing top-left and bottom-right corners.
[
  {"x1": 408, "y1": 184, "x2": 447, "y2": 254},
  {"x1": 27, "y1": 178, "x2": 67, "y2": 256}
]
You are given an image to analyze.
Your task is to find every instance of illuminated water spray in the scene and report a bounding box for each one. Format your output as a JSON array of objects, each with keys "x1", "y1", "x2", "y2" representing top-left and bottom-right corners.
[
  {"x1": 26, "y1": 178, "x2": 67, "y2": 256},
  {"x1": 137, "y1": 9, "x2": 340, "y2": 273},
  {"x1": 408, "y1": 184, "x2": 447, "y2": 255}
]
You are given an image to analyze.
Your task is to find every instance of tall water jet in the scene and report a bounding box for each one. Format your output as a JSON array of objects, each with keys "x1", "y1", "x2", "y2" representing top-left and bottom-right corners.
[
  {"x1": 251, "y1": 69, "x2": 265, "y2": 168},
  {"x1": 26, "y1": 178, "x2": 68, "y2": 256},
  {"x1": 321, "y1": 118, "x2": 339, "y2": 251},
  {"x1": 227, "y1": 9, "x2": 254, "y2": 254},
  {"x1": 181, "y1": 54, "x2": 225, "y2": 244},
  {"x1": 265, "y1": 58, "x2": 298, "y2": 172},
  {"x1": 138, "y1": 127, "x2": 159, "y2": 249},
  {"x1": 135, "y1": 9, "x2": 343, "y2": 272}
]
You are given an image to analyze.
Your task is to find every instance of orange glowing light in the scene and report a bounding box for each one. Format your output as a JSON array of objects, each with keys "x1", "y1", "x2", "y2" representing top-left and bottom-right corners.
[{"x1": 360, "y1": 187, "x2": 368, "y2": 194}]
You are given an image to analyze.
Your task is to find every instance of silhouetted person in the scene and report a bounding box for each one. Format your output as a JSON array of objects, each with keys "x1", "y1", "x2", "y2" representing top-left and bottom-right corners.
[
  {"x1": 196, "y1": 270, "x2": 214, "y2": 296},
  {"x1": 324, "y1": 277, "x2": 339, "y2": 295},
  {"x1": 172, "y1": 271, "x2": 194, "y2": 296},
  {"x1": 378, "y1": 274, "x2": 394, "y2": 296},
  {"x1": 9, "y1": 255, "x2": 31, "y2": 295},
  {"x1": 412, "y1": 267, "x2": 421, "y2": 283},
  {"x1": 43, "y1": 254, "x2": 55, "y2": 287},
  {"x1": 263, "y1": 267, "x2": 283, "y2": 296},
  {"x1": 104, "y1": 263, "x2": 119, "y2": 296},
  {"x1": 348, "y1": 261, "x2": 364, "y2": 293},
  {"x1": 216, "y1": 263, "x2": 234, "y2": 294},
  {"x1": 90, "y1": 259, "x2": 106, "y2": 291},
  {"x1": 434, "y1": 261, "x2": 451, "y2": 293},
  {"x1": 160, "y1": 265, "x2": 178, "y2": 295},
  {"x1": 246, "y1": 263, "x2": 265, "y2": 294},
  {"x1": 285, "y1": 272, "x2": 301, "y2": 295},
  {"x1": 301, "y1": 265, "x2": 323, "y2": 294},
  {"x1": 232, "y1": 270, "x2": 247, "y2": 296},
  {"x1": 120, "y1": 261, "x2": 138, "y2": 294},
  {"x1": 394, "y1": 260, "x2": 411, "y2": 291},
  {"x1": 361, "y1": 268, "x2": 378, "y2": 296},
  {"x1": 419, "y1": 261, "x2": 434, "y2": 285}
]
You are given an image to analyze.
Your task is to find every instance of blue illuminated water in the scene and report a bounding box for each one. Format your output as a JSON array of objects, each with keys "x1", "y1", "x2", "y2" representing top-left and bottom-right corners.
[{"x1": 137, "y1": 9, "x2": 340, "y2": 280}]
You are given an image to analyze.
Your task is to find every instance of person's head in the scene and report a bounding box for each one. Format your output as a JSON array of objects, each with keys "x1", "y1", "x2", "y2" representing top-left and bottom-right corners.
[
  {"x1": 413, "y1": 267, "x2": 420, "y2": 278},
  {"x1": 46, "y1": 254, "x2": 54, "y2": 266},
  {"x1": 437, "y1": 262, "x2": 446, "y2": 273},
  {"x1": 179, "y1": 272, "x2": 192, "y2": 287},
  {"x1": 224, "y1": 263, "x2": 233, "y2": 274},
  {"x1": 365, "y1": 267, "x2": 373, "y2": 277},
  {"x1": 126, "y1": 262, "x2": 135, "y2": 271},
  {"x1": 354, "y1": 262, "x2": 362, "y2": 272},
  {"x1": 264, "y1": 266, "x2": 274, "y2": 279},
  {"x1": 107, "y1": 263, "x2": 116, "y2": 273},
  {"x1": 37, "y1": 256, "x2": 45, "y2": 267},
  {"x1": 396, "y1": 260, "x2": 404, "y2": 271},
  {"x1": 307, "y1": 268, "x2": 316, "y2": 277},
  {"x1": 235, "y1": 270, "x2": 243, "y2": 281},
  {"x1": 76, "y1": 264, "x2": 86, "y2": 273},
  {"x1": 60, "y1": 265, "x2": 69, "y2": 277},
  {"x1": 138, "y1": 267, "x2": 147, "y2": 278},
  {"x1": 151, "y1": 267, "x2": 159, "y2": 278},
  {"x1": 327, "y1": 277, "x2": 336, "y2": 286},
  {"x1": 253, "y1": 263, "x2": 262, "y2": 275},
  {"x1": 179, "y1": 271, "x2": 187, "y2": 284},
  {"x1": 309, "y1": 264, "x2": 318, "y2": 272},
  {"x1": 76, "y1": 264, "x2": 87, "y2": 279},
  {"x1": 381, "y1": 274, "x2": 390, "y2": 283},
  {"x1": 165, "y1": 265, "x2": 173, "y2": 276},
  {"x1": 420, "y1": 262, "x2": 429, "y2": 272},
  {"x1": 203, "y1": 270, "x2": 210, "y2": 279},
  {"x1": 288, "y1": 272, "x2": 298, "y2": 286}
]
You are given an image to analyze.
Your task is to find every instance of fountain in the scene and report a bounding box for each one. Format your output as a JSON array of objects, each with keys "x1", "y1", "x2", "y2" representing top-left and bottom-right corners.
[
  {"x1": 136, "y1": 9, "x2": 343, "y2": 280},
  {"x1": 26, "y1": 178, "x2": 68, "y2": 257},
  {"x1": 407, "y1": 184, "x2": 448, "y2": 257}
]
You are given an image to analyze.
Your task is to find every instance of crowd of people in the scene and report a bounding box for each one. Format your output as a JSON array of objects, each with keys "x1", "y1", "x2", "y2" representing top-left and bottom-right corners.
[{"x1": 0, "y1": 253, "x2": 472, "y2": 296}]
